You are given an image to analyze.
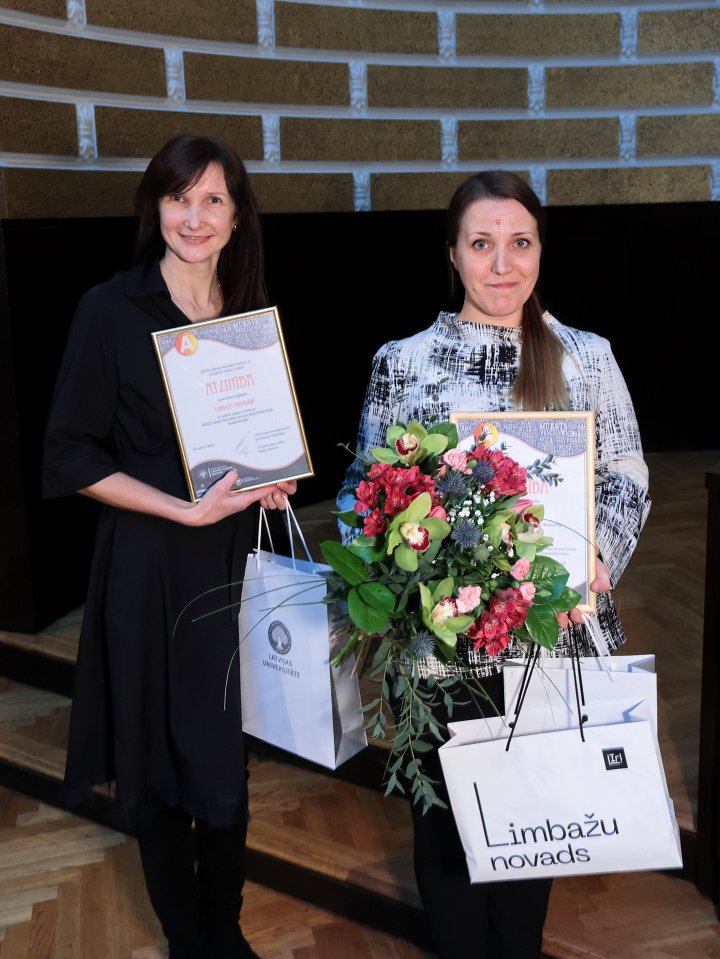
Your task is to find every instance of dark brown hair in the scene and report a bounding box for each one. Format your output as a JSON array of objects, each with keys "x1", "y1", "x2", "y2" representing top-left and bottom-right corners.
[
  {"x1": 133, "y1": 134, "x2": 267, "y2": 315},
  {"x1": 446, "y1": 171, "x2": 568, "y2": 411}
]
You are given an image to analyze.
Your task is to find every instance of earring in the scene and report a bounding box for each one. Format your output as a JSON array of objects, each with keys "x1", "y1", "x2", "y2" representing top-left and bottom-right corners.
[{"x1": 232, "y1": 224, "x2": 238, "y2": 231}]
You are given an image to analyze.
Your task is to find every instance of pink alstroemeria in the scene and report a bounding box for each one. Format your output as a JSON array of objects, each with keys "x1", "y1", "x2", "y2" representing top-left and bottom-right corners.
[
  {"x1": 430, "y1": 597, "x2": 458, "y2": 624},
  {"x1": 510, "y1": 498, "x2": 534, "y2": 515},
  {"x1": 456, "y1": 585, "x2": 482, "y2": 614},
  {"x1": 428, "y1": 504, "x2": 448, "y2": 520},
  {"x1": 510, "y1": 557, "x2": 531, "y2": 580},
  {"x1": 399, "y1": 522, "x2": 430, "y2": 552}
]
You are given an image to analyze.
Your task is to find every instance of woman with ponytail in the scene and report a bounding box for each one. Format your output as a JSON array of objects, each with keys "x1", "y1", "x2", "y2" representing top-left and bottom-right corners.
[{"x1": 339, "y1": 171, "x2": 650, "y2": 958}]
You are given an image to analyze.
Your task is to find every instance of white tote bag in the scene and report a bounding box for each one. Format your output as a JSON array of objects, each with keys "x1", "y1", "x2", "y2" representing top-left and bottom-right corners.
[
  {"x1": 237, "y1": 507, "x2": 367, "y2": 769},
  {"x1": 439, "y1": 701, "x2": 682, "y2": 883}
]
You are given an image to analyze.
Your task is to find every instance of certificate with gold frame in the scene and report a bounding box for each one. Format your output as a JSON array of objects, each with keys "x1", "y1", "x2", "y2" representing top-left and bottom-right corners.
[
  {"x1": 151, "y1": 306, "x2": 313, "y2": 502},
  {"x1": 449, "y1": 411, "x2": 596, "y2": 613}
]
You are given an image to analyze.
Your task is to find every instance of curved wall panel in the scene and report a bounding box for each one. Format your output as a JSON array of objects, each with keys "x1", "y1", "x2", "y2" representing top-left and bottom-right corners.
[{"x1": 0, "y1": 0, "x2": 717, "y2": 215}]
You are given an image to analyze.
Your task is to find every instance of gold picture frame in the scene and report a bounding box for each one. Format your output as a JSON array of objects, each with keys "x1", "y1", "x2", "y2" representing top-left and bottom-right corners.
[{"x1": 151, "y1": 306, "x2": 313, "y2": 502}]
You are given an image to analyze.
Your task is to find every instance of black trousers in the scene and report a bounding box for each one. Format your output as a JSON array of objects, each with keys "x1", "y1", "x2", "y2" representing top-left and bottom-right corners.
[
  {"x1": 136, "y1": 803, "x2": 249, "y2": 959},
  {"x1": 409, "y1": 672, "x2": 552, "y2": 959}
]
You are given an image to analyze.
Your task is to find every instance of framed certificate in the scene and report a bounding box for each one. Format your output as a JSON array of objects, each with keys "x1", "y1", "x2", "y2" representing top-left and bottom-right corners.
[
  {"x1": 151, "y1": 306, "x2": 313, "y2": 502},
  {"x1": 449, "y1": 411, "x2": 596, "y2": 612}
]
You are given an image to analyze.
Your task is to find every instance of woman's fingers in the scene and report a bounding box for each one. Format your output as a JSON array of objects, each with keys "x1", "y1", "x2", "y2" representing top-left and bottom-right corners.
[
  {"x1": 589, "y1": 558, "x2": 612, "y2": 594},
  {"x1": 190, "y1": 471, "x2": 298, "y2": 524},
  {"x1": 556, "y1": 558, "x2": 613, "y2": 628},
  {"x1": 259, "y1": 489, "x2": 290, "y2": 511}
]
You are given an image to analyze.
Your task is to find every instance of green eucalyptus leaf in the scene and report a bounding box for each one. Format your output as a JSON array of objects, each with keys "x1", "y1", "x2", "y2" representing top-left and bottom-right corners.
[{"x1": 320, "y1": 540, "x2": 368, "y2": 586}]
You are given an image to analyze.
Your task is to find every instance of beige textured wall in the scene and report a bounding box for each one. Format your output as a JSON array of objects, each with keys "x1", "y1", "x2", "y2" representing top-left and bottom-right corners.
[{"x1": 0, "y1": 0, "x2": 717, "y2": 216}]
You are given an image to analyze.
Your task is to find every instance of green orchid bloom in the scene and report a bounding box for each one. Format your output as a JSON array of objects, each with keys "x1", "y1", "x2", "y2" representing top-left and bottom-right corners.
[
  {"x1": 385, "y1": 492, "x2": 451, "y2": 572},
  {"x1": 371, "y1": 421, "x2": 450, "y2": 466},
  {"x1": 418, "y1": 579, "x2": 474, "y2": 661}
]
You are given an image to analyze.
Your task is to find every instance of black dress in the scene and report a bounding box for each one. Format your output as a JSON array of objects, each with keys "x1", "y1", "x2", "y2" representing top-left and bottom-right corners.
[{"x1": 44, "y1": 260, "x2": 255, "y2": 829}]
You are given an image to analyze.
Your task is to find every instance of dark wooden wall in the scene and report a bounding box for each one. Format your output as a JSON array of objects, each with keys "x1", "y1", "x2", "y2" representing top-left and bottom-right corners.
[{"x1": 1, "y1": 202, "x2": 718, "y2": 631}]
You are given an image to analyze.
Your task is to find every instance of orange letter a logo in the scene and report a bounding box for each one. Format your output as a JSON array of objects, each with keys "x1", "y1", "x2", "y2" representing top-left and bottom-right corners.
[{"x1": 175, "y1": 332, "x2": 198, "y2": 355}]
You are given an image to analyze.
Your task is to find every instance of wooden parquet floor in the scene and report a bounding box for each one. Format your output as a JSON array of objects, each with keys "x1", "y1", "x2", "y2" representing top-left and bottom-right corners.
[
  {"x1": 0, "y1": 450, "x2": 718, "y2": 957},
  {"x1": 0, "y1": 787, "x2": 435, "y2": 959}
]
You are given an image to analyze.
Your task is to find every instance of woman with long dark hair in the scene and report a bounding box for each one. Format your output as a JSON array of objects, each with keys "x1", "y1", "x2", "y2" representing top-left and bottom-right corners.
[
  {"x1": 44, "y1": 134, "x2": 294, "y2": 959},
  {"x1": 340, "y1": 171, "x2": 650, "y2": 957}
]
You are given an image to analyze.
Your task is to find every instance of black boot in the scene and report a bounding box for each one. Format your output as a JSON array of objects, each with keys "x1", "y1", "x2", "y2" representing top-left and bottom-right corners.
[
  {"x1": 195, "y1": 819, "x2": 260, "y2": 958},
  {"x1": 136, "y1": 804, "x2": 202, "y2": 959}
]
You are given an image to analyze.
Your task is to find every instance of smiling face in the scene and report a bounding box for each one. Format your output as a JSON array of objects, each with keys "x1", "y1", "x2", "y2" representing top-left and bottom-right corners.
[
  {"x1": 158, "y1": 161, "x2": 237, "y2": 271},
  {"x1": 449, "y1": 197, "x2": 541, "y2": 328}
]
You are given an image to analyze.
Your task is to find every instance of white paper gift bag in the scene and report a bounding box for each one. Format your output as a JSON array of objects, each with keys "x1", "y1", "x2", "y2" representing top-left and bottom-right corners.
[
  {"x1": 438, "y1": 705, "x2": 682, "y2": 883},
  {"x1": 237, "y1": 508, "x2": 367, "y2": 769},
  {"x1": 503, "y1": 655, "x2": 658, "y2": 731}
]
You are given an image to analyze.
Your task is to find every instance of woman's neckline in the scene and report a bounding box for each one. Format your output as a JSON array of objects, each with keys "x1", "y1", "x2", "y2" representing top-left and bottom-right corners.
[
  {"x1": 440, "y1": 311, "x2": 524, "y2": 339},
  {"x1": 159, "y1": 260, "x2": 223, "y2": 323}
]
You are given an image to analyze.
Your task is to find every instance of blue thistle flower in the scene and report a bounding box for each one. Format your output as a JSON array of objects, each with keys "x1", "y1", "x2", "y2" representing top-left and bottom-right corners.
[
  {"x1": 472, "y1": 461, "x2": 495, "y2": 486},
  {"x1": 451, "y1": 519, "x2": 482, "y2": 550},
  {"x1": 435, "y1": 471, "x2": 468, "y2": 499},
  {"x1": 410, "y1": 632, "x2": 435, "y2": 659}
]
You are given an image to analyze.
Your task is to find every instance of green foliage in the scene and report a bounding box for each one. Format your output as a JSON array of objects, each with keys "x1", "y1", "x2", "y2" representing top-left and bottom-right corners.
[
  {"x1": 363, "y1": 633, "x2": 497, "y2": 813},
  {"x1": 320, "y1": 540, "x2": 367, "y2": 585}
]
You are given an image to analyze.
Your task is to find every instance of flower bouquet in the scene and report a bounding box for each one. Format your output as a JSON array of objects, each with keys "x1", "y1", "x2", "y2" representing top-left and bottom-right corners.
[{"x1": 321, "y1": 418, "x2": 581, "y2": 811}]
